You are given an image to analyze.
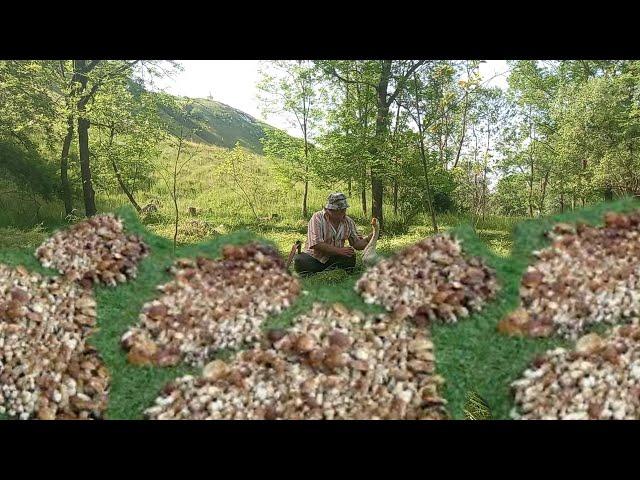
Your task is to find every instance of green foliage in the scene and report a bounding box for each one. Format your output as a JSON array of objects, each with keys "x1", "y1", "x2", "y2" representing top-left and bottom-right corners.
[
  {"x1": 494, "y1": 174, "x2": 531, "y2": 216},
  {"x1": 315, "y1": 61, "x2": 378, "y2": 192},
  {"x1": 90, "y1": 80, "x2": 165, "y2": 196},
  {"x1": 5, "y1": 58, "x2": 640, "y2": 418},
  {"x1": 214, "y1": 143, "x2": 280, "y2": 220},
  {"x1": 257, "y1": 61, "x2": 325, "y2": 216},
  {"x1": 0, "y1": 60, "x2": 59, "y2": 145},
  {"x1": 5, "y1": 58, "x2": 640, "y2": 233},
  {"x1": 258, "y1": 60, "x2": 324, "y2": 141},
  {"x1": 0, "y1": 61, "x2": 63, "y2": 205},
  {"x1": 504, "y1": 60, "x2": 640, "y2": 216},
  {"x1": 553, "y1": 66, "x2": 640, "y2": 197},
  {"x1": 0, "y1": 139, "x2": 58, "y2": 199},
  {"x1": 261, "y1": 127, "x2": 311, "y2": 188}
]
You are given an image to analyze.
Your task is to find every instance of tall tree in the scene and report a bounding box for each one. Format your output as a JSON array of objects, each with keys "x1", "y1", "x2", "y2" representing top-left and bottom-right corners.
[
  {"x1": 262, "y1": 127, "x2": 318, "y2": 203},
  {"x1": 91, "y1": 79, "x2": 166, "y2": 213},
  {"x1": 258, "y1": 60, "x2": 323, "y2": 218},
  {"x1": 57, "y1": 60, "x2": 176, "y2": 217},
  {"x1": 319, "y1": 60, "x2": 426, "y2": 231},
  {"x1": 0, "y1": 60, "x2": 61, "y2": 219},
  {"x1": 395, "y1": 72, "x2": 439, "y2": 232},
  {"x1": 156, "y1": 97, "x2": 200, "y2": 254},
  {"x1": 316, "y1": 62, "x2": 378, "y2": 215},
  {"x1": 70, "y1": 60, "x2": 143, "y2": 216}
]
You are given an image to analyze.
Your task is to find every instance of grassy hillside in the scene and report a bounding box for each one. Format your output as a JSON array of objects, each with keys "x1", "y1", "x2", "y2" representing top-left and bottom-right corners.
[
  {"x1": 93, "y1": 139, "x2": 519, "y2": 262},
  {"x1": 0, "y1": 133, "x2": 519, "y2": 262},
  {"x1": 159, "y1": 96, "x2": 275, "y2": 154}
]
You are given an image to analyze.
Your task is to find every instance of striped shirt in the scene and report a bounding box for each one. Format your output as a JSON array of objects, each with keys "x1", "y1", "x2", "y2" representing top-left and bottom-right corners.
[{"x1": 304, "y1": 209, "x2": 361, "y2": 264}]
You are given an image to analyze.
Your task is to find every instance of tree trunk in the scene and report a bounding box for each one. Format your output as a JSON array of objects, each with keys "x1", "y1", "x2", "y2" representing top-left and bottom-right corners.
[
  {"x1": 470, "y1": 125, "x2": 479, "y2": 228},
  {"x1": 74, "y1": 60, "x2": 96, "y2": 217},
  {"x1": 106, "y1": 125, "x2": 142, "y2": 213},
  {"x1": 604, "y1": 185, "x2": 613, "y2": 202},
  {"x1": 77, "y1": 116, "x2": 96, "y2": 216},
  {"x1": 370, "y1": 60, "x2": 393, "y2": 232},
  {"x1": 393, "y1": 179, "x2": 398, "y2": 216},
  {"x1": 355, "y1": 71, "x2": 370, "y2": 219},
  {"x1": 330, "y1": 60, "x2": 424, "y2": 230},
  {"x1": 391, "y1": 102, "x2": 401, "y2": 218},
  {"x1": 481, "y1": 161, "x2": 488, "y2": 223},
  {"x1": 581, "y1": 158, "x2": 587, "y2": 207},
  {"x1": 110, "y1": 157, "x2": 142, "y2": 213},
  {"x1": 361, "y1": 168, "x2": 367, "y2": 216},
  {"x1": 628, "y1": 142, "x2": 635, "y2": 197},
  {"x1": 371, "y1": 175, "x2": 383, "y2": 227},
  {"x1": 60, "y1": 114, "x2": 74, "y2": 215},
  {"x1": 132, "y1": 160, "x2": 139, "y2": 193},
  {"x1": 528, "y1": 110, "x2": 534, "y2": 218},
  {"x1": 481, "y1": 117, "x2": 491, "y2": 223},
  {"x1": 345, "y1": 82, "x2": 352, "y2": 200},
  {"x1": 173, "y1": 134, "x2": 183, "y2": 255},
  {"x1": 418, "y1": 144, "x2": 438, "y2": 233},
  {"x1": 539, "y1": 169, "x2": 550, "y2": 216},
  {"x1": 302, "y1": 119, "x2": 309, "y2": 218},
  {"x1": 413, "y1": 74, "x2": 438, "y2": 233},
  {"x1": 303, "y1": 176, "x2": 309, "y2": 218},
  {"x1": 560, "y1": 192, "x2": 565, "y2": 213},
  {"x1": 442, "y1": 113, "x2": 449, "y2": 168},
  {"x1": 452, "y1": 87, "x2": 470, "y2": 171},
  {"x1": 528, "y1": 160, "x2": 534, "y2": 217},
  {"x1": 371, "y1": 171, "x2": 384, "y2": 226}
]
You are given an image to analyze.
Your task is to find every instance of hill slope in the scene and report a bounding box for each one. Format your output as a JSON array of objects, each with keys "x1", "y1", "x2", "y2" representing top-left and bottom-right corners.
[{"x1": 159, "y1": 96, "x2": 276, "y2": 154}]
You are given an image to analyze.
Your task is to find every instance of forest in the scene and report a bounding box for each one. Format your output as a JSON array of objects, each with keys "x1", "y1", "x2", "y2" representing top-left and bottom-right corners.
[{"x1": 3, "y1": 60, "x2": 639, "y2": 247}]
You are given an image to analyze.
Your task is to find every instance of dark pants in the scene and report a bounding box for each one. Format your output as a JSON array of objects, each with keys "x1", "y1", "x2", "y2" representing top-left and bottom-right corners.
[{"x1": 294, "y1": 252, "x2": 356, "y2": 276}]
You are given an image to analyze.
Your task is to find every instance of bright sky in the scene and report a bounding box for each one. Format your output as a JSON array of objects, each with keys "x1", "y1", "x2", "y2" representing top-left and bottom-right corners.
[{"x1": 152, "y1": 60, "x2": 510, "y2": 136}]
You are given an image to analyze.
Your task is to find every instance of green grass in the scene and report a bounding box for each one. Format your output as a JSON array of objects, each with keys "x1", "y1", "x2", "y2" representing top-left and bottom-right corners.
[
  {"x1": 4, "y1": 90, "x2": 638, "y2": 419},
  {"x1": 87, "y1": 140, "x2": 522, "y2": 260},
  {"x1": 255, "y1": 196, "x2": 640, "y2": 419},
  {"x1": 4, "y1": 199, "x2": 639, "y2": 419},
  {"x1": 0, "y1": 225, "x2": 49, "y2": 250}
]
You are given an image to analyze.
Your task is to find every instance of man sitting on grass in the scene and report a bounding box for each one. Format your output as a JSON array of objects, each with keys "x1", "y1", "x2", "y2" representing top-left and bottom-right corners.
[{"x1": 294, "y1": 192, "x2": 373, "y2": 276}]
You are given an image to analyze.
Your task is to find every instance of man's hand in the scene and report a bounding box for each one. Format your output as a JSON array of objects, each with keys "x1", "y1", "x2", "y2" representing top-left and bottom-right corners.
[
  {"x1": 312, "y1": 242, "x2": 355, "y2": 257},
  {"x1": 350, "y1": 234, "x2": 371, "y2": 251},
  {"x1": 337, "y1": 246, "x2": 355, "y2": 257}
]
